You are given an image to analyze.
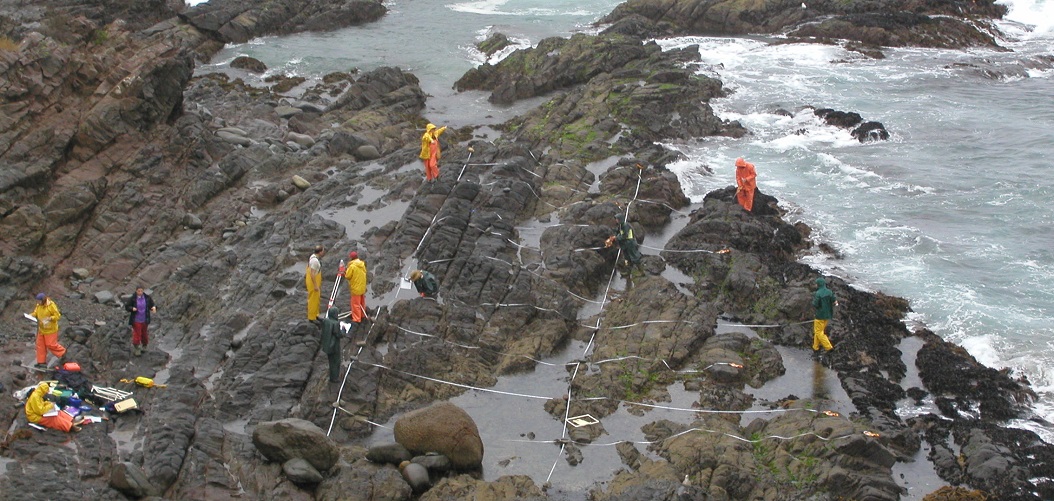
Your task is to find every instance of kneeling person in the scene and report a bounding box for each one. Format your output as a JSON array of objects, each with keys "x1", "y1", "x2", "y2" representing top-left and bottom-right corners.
[
  {"x1": 409, "y1": 270, "x2": 439, "y2": 298},
  {"x1": 25, "y1": 382, "x2": 83, "y2": 432}
]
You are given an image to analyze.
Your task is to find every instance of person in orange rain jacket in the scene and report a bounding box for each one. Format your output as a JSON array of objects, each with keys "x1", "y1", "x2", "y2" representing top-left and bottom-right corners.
[
  {"x1": 418, "y1": 123, "x2": 447, "y2": 182},
  {"x1": 735, "y1": 157, "x2": 757, "y2": 212}
]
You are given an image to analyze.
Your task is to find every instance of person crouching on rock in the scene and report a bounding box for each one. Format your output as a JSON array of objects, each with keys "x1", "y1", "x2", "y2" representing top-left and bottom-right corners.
[
  {"x1": 124, "y1": 286, "x2": 157, "y2": 357},
  {"x1": 611, "y1": 215, "x2": 643, "y2": 269},
  {"x1": 409, "y1": 270, "x2": 439, "y2": 298},
  {"x1": 25, "y1": 382, "x2": 84, "y2": 433},
  {"x1": 320, "y1": 307, "x2": 342, "y2": 383}
]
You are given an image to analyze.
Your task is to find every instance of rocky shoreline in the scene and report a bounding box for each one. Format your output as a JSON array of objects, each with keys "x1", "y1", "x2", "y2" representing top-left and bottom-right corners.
[{"x1": 1, "y1": 0, "x2": 1052, "y2": 500}]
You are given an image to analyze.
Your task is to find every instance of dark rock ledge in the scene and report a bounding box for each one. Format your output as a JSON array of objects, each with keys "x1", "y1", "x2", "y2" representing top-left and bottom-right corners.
[{"x1": 599, "y1": 0, "x2": 1010, "y2": 57}]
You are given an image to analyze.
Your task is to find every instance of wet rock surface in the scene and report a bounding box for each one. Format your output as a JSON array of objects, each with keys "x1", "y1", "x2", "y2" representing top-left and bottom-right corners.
[
  {"x1": 180, "y1": 0, "x2": 386, "y2": 43},
  {"x1": 599, "y1": 0, "x2": 1008, "y2": 52},
  {"x1": 0, "y1": 1, "x2": 1051, "y2": 500}
]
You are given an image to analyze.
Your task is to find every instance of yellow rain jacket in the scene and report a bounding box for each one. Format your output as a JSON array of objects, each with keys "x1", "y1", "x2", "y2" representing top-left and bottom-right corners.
[
  {"x1": 31, "y1": 299, "x2": 61, "y2": 335},
  {"x1": 305, "y1": 253, "x2": 322, "y2": 320},
  {"x1": 344, "y1": 258, "x2": 368, "y2": 296},
  {"x1": 24, "y1": 382, "x2": 55, "y2": 423},
  {"x1": 418, "y1": 124, "x2": 447, "y2": 160}
]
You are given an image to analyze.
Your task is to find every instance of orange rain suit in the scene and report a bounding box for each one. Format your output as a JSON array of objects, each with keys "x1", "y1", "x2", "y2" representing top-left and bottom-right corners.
[
  {"x1": 735, "y1": 157, "x2": 757, "y2": 211},
  {"x1": 419, "y1": 123, "x2": 448, "y2": 182}
]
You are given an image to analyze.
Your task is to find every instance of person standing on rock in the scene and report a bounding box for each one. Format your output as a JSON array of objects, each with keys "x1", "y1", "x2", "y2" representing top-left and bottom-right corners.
[
  {"x1": 419, "y1": 123, "x2": 447, "y2": 182},
  {"x1": 812, "y1": 277, "x2": 836, "y2": 356},
  {"x1": 124, "y1": 286, "x2": 157, "y2": 357},
  {"x1": 319, "y1": 307, "x2": 343, "y2": 383},
  {"x1": 306, "y1": 245, "x2": 325, "y2": 322},
  {"x1": 30, "y1": 292, "x2": 65, "y2": 370},
  {"x1": 409, "y1": 270, "x2": 439, "y2": 299},
  {"x1": 735, "y1": 157, "x2": 757, "y2": 211},
  {"x1": 344, "y1": 251, "x2": 368, "y2": 325}
]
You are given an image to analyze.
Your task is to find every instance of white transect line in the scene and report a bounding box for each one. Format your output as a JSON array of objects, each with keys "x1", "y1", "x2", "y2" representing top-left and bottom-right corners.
[
  {"x1": 326, "y1": 159, "x2": 837, "y2": 452},
  {"x1": 326, "y1": 152, "x2": 474, "y2": 436},
  {"x1": 382, "y1": 316, "x2": 780, "y2": 371},
  {"x1": 362, "y1": 362, "x2": 552, "y2": 400},
  {"x1": 545, "y1": 165, "x2": 645, "y2": 483},
  {"x1": 359, "y1": 360, "x2": 808, "y2": 413},
  {"x1": 499, "y1": 427, "x2": 856, "y2": 447},
  {"x1": 349, "y1": 360, "x2": 872, "y2": 448},
  {"x1": 389, "y1": 323, "x2": 554, "y2": 360},
  {"x1": 456, "y1": 150, "x2": 477, "y2": 180}
]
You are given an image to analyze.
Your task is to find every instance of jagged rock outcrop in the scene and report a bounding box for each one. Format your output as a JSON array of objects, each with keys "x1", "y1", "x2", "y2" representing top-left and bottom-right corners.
[
  {"x1": 0, "y1": 0, "x2": 182, "y2": 38},
  {"x1": 180, "y1": 0, "x2": 387, "y2": 43},
  {"x1": 814, "y1": 107, "x2": 890, "y2": 142},
  {"x1": 458, "y1": 32, "x2": 744, "y2": 161},
  {"x1": 599, "y1": 0, "x2": 1008, "y2": 50},
  {"x1": 0, "y1": 18, "x2": 206, "y2": 310}
]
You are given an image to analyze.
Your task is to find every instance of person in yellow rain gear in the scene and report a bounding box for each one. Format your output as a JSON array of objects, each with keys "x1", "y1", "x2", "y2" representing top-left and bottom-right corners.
[
  {"x1": 812, "y1": 277, "x2": 836, "y2": 358},
  {"x1": 344, "y1": 251, "x2": 368, "y2": 324},
  {"x1": 25, "y1": 382, "x2": 84, "y2": 432},
  {"x1": 419, "y1": 123, "x2": 447, "y2": 182},
  {"x1": 306, "y1": 245, "x2": 325, "y2": 322},
  {"x1": 31, "y1": 292, "x2": 66, "y2": 370}
]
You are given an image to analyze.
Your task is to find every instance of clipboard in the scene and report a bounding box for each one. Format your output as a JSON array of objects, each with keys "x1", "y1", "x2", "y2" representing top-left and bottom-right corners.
[
  {"x1": 566, "y1": 414, "x2": 600, "y2": 428},
  {"x1": 114, "y1": 398, "x2": 138, "y2": 413}
]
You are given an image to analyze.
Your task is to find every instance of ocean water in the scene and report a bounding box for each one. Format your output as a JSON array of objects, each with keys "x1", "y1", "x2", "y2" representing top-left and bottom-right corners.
[{"x1": 192, "y1": 0, "x2": 1054, "y2": 434}]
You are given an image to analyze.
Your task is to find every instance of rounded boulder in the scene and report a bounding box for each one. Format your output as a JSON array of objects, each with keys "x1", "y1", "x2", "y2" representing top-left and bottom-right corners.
[
  {"x1": 393, "y1": 402, "x2": 484, "y2": 470},
  {"x1": 252, "y1": 418, "x2": 339, "y2": 471}
]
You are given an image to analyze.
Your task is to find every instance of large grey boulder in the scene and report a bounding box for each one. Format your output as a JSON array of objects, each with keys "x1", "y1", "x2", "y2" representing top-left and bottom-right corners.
[
  {"x1": 366, "y1": 443, "x2": 412, "y2": 465},
  {"x1": 231, "y1": 56, "x2": 267, "y2": 74},
  {"x1": 283, "y1": 458, "x2": 324, "y2": 484},
  {"x1": 285, "y1": 131, "x2": 315, "y2": 148},
  {"x1": 355, "y1": 144, "x2": 381, "y2": 160},
  {"x1": 181, "y1": 213, "x2": 203, "y2": 230},
  {"x1": 93, "y1": 290, "x2": 115, "y2": 305},
  {"x1": 398, "y1": 461, "x2": 430, "y2": 494},
  {"x1": 216, "y1": 130, "x2": 252, "y2": 146},
  {"x1": 274, "y1": 105, "x2": 303, "y2": 119},
  {"x1": 327, "y1": 130, "x2": 376, "y2": 157},
  {"x1": 393, "y1": 402, "x2": 484, "y2": 470},
  {"x1": 252, "y1": 418, "x2": 339, "y2": 471},
  {"x1": 110, "y1": 462, "x2": 159, "y2": 498}
]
